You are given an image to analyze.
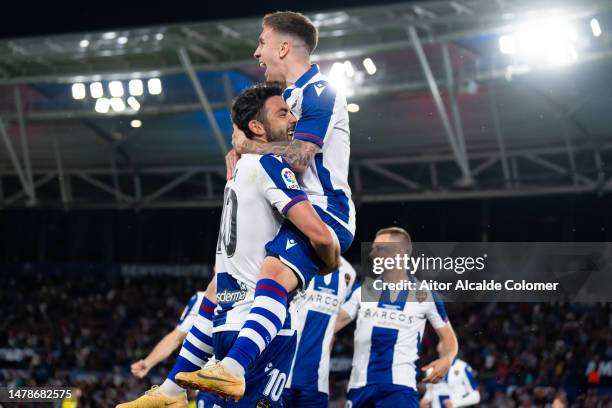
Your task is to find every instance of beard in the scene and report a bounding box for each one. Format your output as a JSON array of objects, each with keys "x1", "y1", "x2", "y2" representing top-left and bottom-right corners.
[{"x1": 264, "y1": 123, "x2": 289, "y2": 143}]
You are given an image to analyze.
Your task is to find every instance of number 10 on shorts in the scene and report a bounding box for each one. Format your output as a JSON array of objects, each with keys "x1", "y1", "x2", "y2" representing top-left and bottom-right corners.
[{"x1": 263, "y1": 368, "x2": 287, "y2": 402}]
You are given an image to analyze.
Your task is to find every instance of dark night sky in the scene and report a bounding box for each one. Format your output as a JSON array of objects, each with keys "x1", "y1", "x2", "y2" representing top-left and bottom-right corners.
[{"x1": 0, "y1": 0, "x2": 410, "y2": 39}]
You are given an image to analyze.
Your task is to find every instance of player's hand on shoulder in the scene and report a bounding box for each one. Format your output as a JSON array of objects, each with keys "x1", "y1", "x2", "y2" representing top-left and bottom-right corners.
[
  {"x1": 130, "y1": 359, "x2": 150, "y2": 378},
  {"x1": 421, "y1": 356, "x2": 452, "y2": 384},
  {"x1": 443, "y1": 399, "x2": 454, "y2": 408}
]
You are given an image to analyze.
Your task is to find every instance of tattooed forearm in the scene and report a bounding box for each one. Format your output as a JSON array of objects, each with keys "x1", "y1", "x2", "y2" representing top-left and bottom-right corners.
[
  {"x1": 241, "y1": 139, "x2": 291, "y2": 157},
  {"x1": 284, "y1": 140, "x2": 317, "y2": 172},
  {"x1": 241, "y1": 139, "x2": 318, "y2": 172}
]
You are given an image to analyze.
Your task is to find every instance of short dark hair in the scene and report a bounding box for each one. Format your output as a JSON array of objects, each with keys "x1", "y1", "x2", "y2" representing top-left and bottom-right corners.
[
  {"x1": 263, "y1": 11, "x2": 318, "y2": 54},
  {"x1": 231, "y1": 82, "x2": 284, "y2": 139}
]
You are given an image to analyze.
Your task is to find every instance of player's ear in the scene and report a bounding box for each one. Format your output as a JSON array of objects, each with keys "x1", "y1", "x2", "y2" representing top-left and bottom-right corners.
[
  {"x1": 278, "y1": 40, "x2": 290, "y2": 59},
  {"x1": 248, "y1": 119, "x2": 265, "y2": 137}
]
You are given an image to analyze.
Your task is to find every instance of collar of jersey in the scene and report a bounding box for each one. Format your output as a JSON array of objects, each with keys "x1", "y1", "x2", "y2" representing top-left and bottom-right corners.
[{"x1": 293, "y1": 64, "x2": 320, "y2": 89}]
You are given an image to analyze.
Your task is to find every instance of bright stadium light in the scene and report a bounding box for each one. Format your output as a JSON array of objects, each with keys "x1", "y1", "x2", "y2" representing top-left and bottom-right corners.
[
  {"x1": 95, "y1": 98, "x2": 110, "y2": 113},
  {"x1": 128, "y1": 79, "x2": 143, "y2": 96},
  {"x1": 329, "y1": 62, "x2": 348, "y2": 92},
  {"x1": 130, "y1": 119, "x2": 142, "y2": 128},
  {"x1": 499, "y1": 35, "x2": 517, "y2": 54},
  {"x1": 501, "y1": 16, "x2": 578, "y2": 66},
  {"x1": 117, "y1": 36, "x2": 128, "y2": 45},
  {"x1": 102, "y1": 32, "x2": 117, "y2": 40},
  {"x1": 127, "y1": 96, "x2": 141, "y2": 111},
  {"x1": 90, "y1": 82, "x2": 104, "y2": 98},
  {"x1": 79, "y1": 39, "x2": 90, "y2": 48},
  {"x1": 71, "y1": 83, "x2": 86, "y2": 100},
  {"x1": 109, "y1": 81, "x2": 124, "y2": 97},
  {"x1": 344, "y1": 60, "x2": 355, "y2": 77},
  {"x1": 591, "y1": 18, "x2": 602, "y2": 37},
  {"x1": 110, "y1": 97, "x2": 126, "y2": 112},
  {"x1": 155, "y1": 33, "x2": 164, "y2": 41},
  {"x1": 347, "y1": 103, "x2": 360, "y2": 113},
  {"x1": 147, "y1": 78, "x2": 162, "y2": 95},
  {"x1": 363, "y1": 57, "x2": 377, "y2": 75}
]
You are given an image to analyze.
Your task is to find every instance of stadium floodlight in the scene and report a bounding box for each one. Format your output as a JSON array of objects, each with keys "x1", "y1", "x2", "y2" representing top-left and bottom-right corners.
[
  {"x1": 110, "y1": 98, "x2": 126, "y2": 112},
  {"x1": 71, "y1": 83, "x2": 86, "y2": 100},
  {"x1": 147, "y1": 78, "x2": 162, "y2": 95},
  {"x1": 127, "y1": 96, "x2": 141, "y2": 111},
  {"x1": 347, "y1": 103, "x2": 360, "y2": 113},
  {"x1": 109, "y1": 81, "x2": 124, "y2": 97},
  {"x1": 155, "y1": 33, "x2": 164, "y2": 41},
  {"x1": 363, "y1": 57, "x2": 377, "y2": 75},
  {"x1": 499, "y1": 35, "x2": 516, "y2": 54},
  {"x1": 128, "y1": 79, "x2": 143, "y2": 96},
  {"x1": 95, "y1": 98, "x2": 110, "y2": 113},
  {"x1": 344, "y1": 60, "x2": 355, "y2": 77},
  {"x1": 117, "y1": 36, "x2": 128, "y2": 45},
  {"x1": 90, "y1": 82, "x2": 104, "y2": 98},
  {"x1": 329, "y1": 62, "x2": 348, "y2": 93},
  {"x1": 102, "y1": 32, "x2": 117, "y2": 40},
  {"x1": 591, "y1": 18, "x2": 602, "y2": 37},
  {"x1": 500, "y1": 16, "x2": 578, "y2": 66},
  {"x1": 130, "y1": 119, "x2": 142, "y2": 128},
  {"x1": 79, "y1": 39, "x2": 90, "y2": 48}
]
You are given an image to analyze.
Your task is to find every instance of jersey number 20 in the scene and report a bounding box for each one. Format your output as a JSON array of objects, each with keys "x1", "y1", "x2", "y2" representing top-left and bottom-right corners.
[{"x1": 216, "y1": 187, "x2": 238, "y2": 257}]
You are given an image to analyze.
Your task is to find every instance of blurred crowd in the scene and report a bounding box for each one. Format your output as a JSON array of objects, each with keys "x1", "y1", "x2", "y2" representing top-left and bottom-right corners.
[{"x1": 1, "y1": 269, "x2": 611, "y2": 407}]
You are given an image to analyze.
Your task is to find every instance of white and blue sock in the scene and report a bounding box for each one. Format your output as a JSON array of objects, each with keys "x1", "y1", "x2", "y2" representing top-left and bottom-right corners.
[
  {"x1": 222, "y1": 278, "x2": 288, "y2": 376},
  {"x1": 162, "y1": 297, "x2": 215, "y2": 395}
]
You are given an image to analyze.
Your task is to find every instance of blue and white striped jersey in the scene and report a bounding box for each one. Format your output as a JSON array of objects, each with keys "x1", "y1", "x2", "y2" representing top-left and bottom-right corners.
[
  {"x1": 423, "y1": 381, "x2": 451, "y2": 408},
  {"x1": 341, "y1": 285, "x2": 450, "y2": 391},
  {"x1": 283, "y1": 64, "x2": 356, "y2": 237},
  {"x1": 213, "y1": 154, "x2": 306, "y2": 335},
  {"x1": 446, "y1": 359, "x2": 480, "y2": 406},
  {"x1": 423, "y1": 359, "x2": 479, "y2": 407},
  {"x1": 177, "y1": 291, "x2": 206, "y2": 333},
  {"x1": 287, "y1": 258, "x2": 356, "y2": 394}
]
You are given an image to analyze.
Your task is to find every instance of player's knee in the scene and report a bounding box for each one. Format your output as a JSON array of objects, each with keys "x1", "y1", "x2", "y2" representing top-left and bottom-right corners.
[{"x1": 260, "y1": 257, "x2": 298, "y2": 291}]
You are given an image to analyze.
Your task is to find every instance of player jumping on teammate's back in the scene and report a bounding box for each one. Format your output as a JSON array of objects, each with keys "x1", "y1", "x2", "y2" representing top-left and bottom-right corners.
[
  {"x1": 176, "y1": 83, "x2": 339, "y2": 406},
  {"x1": 117, "y1": 83, "x2": 339, "y2": 407},
  {"x1": 335, "y1": 227, "x2": 459, "y2": 408},
  {"x1": 183, "y1": 11, "x2": 356, "y2": 401}
]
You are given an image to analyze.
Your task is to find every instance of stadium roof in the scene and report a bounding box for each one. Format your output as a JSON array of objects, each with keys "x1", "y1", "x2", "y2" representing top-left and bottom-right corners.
[{"x1": 1, "y1": 0, "x2": 612, "y2": 209}]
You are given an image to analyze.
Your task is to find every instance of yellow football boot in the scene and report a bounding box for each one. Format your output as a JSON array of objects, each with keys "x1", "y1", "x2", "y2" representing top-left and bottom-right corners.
[
  {"x1": 115, "y1": 385, "x2": 187, "y2": 408},
  {"x1": 175, "y1": 361, "x2": 245, "y2": 402}
]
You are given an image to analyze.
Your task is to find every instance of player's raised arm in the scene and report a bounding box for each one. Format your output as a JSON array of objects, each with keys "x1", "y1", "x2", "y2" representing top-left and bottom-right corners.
[
  {"x1": 231, "y1": 75, "x2": 338, "y2": 176},
  {"x1": 232, "y1": 127, "x2": 318, "y2": 174}
]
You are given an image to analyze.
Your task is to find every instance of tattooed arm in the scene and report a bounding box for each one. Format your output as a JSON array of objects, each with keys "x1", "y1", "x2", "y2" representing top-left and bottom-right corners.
[
  {"x1": 225, "y1": 131, "x2": 317, "y2": 180},
  {"x1": 237, "y1": 138, "x2": 317, "y2": 173}
]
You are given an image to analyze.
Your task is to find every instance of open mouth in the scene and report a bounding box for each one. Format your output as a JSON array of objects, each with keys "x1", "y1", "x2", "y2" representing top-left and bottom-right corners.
[{"x1": 288, "y1": 128, "x2": 295, "y2": 138}]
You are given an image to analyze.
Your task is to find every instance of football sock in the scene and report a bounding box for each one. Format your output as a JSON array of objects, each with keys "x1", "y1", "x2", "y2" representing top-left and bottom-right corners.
[{"x1": 222, "y1": 278, "x2": 288, "y2": 376}]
